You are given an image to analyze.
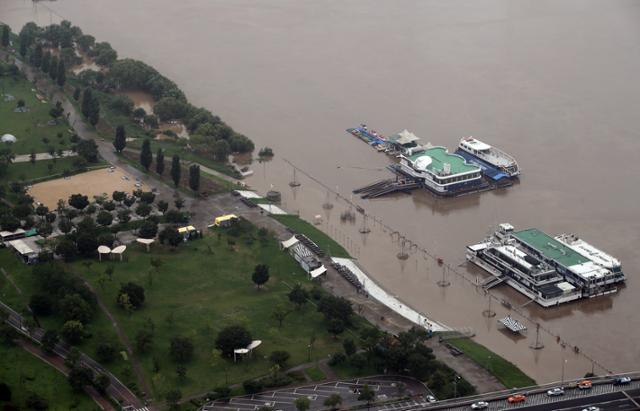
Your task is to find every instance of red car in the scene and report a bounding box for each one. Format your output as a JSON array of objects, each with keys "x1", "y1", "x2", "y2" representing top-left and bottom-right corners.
[
  {"x1": 578, "y1": 380, "x2": 593, "y2": 389},
  {"x1": 508, "y1": 394, "x2": 526, "y2": 404}
]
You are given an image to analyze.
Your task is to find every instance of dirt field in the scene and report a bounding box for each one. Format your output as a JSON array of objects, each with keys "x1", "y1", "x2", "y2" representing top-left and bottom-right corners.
[{"x1": 28, "y1": 168, "x2": 145, "y2": 208}]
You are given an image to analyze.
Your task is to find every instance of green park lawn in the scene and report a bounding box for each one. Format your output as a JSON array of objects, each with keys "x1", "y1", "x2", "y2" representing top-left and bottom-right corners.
[
  {"x1": 0, "y1": 250, "x2": 142, "y2": 392},
  {"x1": 273, "y1": 215, "x2": 350, "y2": 258},
  {"x1": 0, "y1": 76, "x2": 74, "y2": 154},
  {"x1": 447, "y1": 338, "x2": 536, "y2": 388},
  {"x1": 0, "y1": 343, "x2": 100, "y2": 411},
  {"x1": 5, "y1": 157, "x2": 78, "y2": 183},
  {"x1": 305, "y1": 367, "x2": 326, "y2": 382},
  {"x1": 66, "y1": 225, "x2": 354, "y2": 399}
]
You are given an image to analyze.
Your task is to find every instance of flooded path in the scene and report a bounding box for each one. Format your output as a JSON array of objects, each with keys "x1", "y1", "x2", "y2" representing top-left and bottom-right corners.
[{"x1": 2, "y1": 0, "x2": 639, "y2": 383}]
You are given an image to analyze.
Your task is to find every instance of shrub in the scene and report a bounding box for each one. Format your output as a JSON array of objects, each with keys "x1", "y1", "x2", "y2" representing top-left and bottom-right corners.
[
  {"x1": 243, "y1": 379, "x2": 263, "y2": 394},
  {"x1": 328, "y1": 352, "x2": 346, "y2": 366}
]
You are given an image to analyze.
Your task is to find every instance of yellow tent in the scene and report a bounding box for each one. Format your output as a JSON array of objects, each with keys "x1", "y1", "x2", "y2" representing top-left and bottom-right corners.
[{"x1": 213, "y1": 214, "x2": 239, "y2": 227}]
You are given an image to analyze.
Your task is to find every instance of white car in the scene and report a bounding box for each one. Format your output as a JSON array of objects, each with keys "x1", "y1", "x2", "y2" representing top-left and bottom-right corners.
[
  {"x1": 581, "y1": 407, "x2": 600, "y2": 411},
  {"x1": 425, "y1": 395, "x2": 436, "y2": 403},
  {"x1": 470, "y1": 402, "x2": 489, "y2": 410},
  {"x1": 547, "y1": 387, "x2": 565, "y2": 396}
]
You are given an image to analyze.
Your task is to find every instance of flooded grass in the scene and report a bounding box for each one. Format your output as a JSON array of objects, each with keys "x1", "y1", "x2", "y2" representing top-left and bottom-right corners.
[{"x1": 447, "y1": 338, "x2": 536, "y2": 388}]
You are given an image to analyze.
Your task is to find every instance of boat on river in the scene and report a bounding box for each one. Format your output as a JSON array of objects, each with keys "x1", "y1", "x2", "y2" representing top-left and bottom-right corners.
[
  {"x1": 455, "y1": 137, "x2": 520, "y2": 179},
  {"x1": 346, "y1": 124, "x2": 386, "y2": 150}
]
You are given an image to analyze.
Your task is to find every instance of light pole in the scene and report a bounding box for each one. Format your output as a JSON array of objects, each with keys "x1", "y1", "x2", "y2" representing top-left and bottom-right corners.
[
  {"x1": 307, "y1": 344, "x2": 311, "y2": 362},
  {"x1": 561, "y1": 359, "x2": 568, "y2": 386},
  {"x1": 453, "y1": 374, "x2": 460, "y2": 398}
]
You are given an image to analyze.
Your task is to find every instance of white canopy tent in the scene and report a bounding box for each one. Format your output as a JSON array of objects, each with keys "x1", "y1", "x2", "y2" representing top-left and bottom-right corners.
[
  {"x1": 136, "y1": 238, "x2": 155, "y2": 252},
  {"x1": 1, "y1": 134, "x2": 17, "y2": 143},
  {"x1": 111, "y1": 245, "x2": 127, "y2": 261},
  {"x1": 310, "y1": 265, "x2": 327, "y2": 279},
  {"x1": 280, "y1": 236, "x2": 299, "y2": 250},
  {"x1": 233, "y1": 348, "x2": 250, "y2": 362},
  {"x1": 97, "y1": 245, "x2": 111, "y2": 261}
]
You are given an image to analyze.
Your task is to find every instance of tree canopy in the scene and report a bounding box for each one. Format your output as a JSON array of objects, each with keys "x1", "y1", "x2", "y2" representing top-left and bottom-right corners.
[{"x1": 215, "y1": 325, "x2": 252, "y2": 357}]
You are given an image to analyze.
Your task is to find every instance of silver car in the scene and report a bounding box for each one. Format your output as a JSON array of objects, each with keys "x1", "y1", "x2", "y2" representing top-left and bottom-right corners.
[
  {"x1": 470, "y1": 402, "x2": 489, "y2": 410},
  {"x1": 547, "y1": 387, "x2": 565, "y2": 396}
]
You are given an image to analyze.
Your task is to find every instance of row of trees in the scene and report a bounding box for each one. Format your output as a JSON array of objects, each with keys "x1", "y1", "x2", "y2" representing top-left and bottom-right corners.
[
  {"x1": 31, "y1": 44, "x2": 66, "y2": 87},
  {"x1": 18, "y1": 21, "x2": 115, "y2": 68},
  {"x1": 80, "y1": 87, "x2": 100, "y2": 126},
  {"x1": 137, "y1": 137, "x2": 201, "y2": 191}
]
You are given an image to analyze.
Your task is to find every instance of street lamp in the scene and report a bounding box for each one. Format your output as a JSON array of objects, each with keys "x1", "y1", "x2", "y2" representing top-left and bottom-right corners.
[
  {"x1": 307, "y1": 344, "x2": 311, "y2": 362},
  {"x1": 561, "y1": 359, "x2": 568, "y2": 386},
  {"x1": 453, "y1": 374, "x2": 461, "y2": 398}
]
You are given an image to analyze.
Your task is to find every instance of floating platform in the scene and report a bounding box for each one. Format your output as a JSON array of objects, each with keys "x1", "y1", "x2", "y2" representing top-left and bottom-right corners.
[{"x1": 353, "y1": 177, "x2": 420, "y2": 199}]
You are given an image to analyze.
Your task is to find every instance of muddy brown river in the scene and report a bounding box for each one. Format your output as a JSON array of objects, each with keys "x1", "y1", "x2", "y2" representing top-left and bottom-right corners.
[{"x1": 2, "y1": 0, "x2": 639, "y2": 383}]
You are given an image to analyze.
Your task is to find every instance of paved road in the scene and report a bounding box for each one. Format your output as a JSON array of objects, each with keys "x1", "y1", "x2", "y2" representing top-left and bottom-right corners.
[
  {"x1": 517, "y1": 388, "x2": 640, "y2": 411},
  {"x1": 394, "y1": 376, "x2": 640, "y2": 411},
  {"x1": 13, "y1": 150, "x2": 77, "y2": 162},
  {"x1": 201, "y1": 376, "x2": 431, "y2": 411}
]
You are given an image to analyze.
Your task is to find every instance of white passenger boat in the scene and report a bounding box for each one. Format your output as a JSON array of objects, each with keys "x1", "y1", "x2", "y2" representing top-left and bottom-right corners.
[{"x1": 456, "y1": 137, "x2": 520, "y2": 178}]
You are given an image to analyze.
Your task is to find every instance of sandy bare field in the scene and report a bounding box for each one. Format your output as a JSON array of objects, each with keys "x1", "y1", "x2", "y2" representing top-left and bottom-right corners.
[{"x1": 28, "y1": 168, "x2": 144, "y2": 208}]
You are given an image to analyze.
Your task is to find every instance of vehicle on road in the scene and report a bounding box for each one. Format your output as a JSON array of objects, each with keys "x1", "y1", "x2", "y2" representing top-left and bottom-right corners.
[
  {"x1": 581, "y1": 407, "x2": 600, "y2": 411},
  {"x1": 507, "y1": 394, "x2": 526, "y2": 404},
  {"x1": 578, "y1": 380, "x2": 593, "y2": 390},
  {"x1": 614, "y1": 377, "x2": 631, "y2": 385},
  {"x1": 547, "y1": 387, "x2": 565, "y2": 396},
  {"x1": 425, "y1": 395, "x2": 436, "y2": 403},
  {"x1": 470, "y1": 401, "x2": 489, "y2": 409}
]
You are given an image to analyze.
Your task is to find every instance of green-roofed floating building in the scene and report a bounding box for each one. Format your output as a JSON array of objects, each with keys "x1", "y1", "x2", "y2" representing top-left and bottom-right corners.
[
  {"x1": 466, "y1": 223, "x2": 625, "y2": 307},
  {"x1": 395, "y1": 145, "x2": 486, "y2": 195}
]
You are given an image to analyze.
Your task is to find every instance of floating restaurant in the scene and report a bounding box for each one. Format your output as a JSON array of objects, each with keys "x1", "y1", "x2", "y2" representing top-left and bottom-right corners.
[
  {"x1": 467, "y1": 224, "x2": 625, "y2": 307},
  {"x1": 347, "y1": 125, "x2": 517, "y2": 198}
]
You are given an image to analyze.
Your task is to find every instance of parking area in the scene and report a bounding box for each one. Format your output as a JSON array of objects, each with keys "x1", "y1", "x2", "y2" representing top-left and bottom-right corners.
[{"x1": 201, "y1": 376, "x2": 430, "y2": 411}]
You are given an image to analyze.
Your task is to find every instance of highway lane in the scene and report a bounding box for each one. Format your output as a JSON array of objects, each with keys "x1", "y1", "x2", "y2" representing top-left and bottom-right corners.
[{"x1": 399, "y1": 378, "x2": 640, "y2": 411}]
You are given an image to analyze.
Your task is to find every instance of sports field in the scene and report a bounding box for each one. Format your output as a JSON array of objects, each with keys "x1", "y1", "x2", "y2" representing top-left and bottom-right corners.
[{"x1": 28, "y1": 167, "x2": 142, "y2": 208}]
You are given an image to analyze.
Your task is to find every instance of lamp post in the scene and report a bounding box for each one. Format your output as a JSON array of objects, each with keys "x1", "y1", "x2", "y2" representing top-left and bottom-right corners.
[
  {"x1": 561, "y1": 359, "x2": 568, "y2": 386},
  {"x1": 307, "y1": 344, "x2": 311, "y2": 362},
  {"x1": 453, "y1": 374, "x2": 460, "y2": 398}
]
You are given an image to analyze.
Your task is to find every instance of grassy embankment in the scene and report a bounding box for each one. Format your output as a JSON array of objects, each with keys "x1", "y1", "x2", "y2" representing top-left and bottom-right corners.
[
  {"x1": 272, "y1": 215, "x2": 350, "y2": 258},
  {"x1": 0, "y1": 76, "x2": 73, "y2": 155},
  {"x1": 447, "y1": 338, "x2": 536, "y2": 388},
  {"x1": 0, "y1": 250, "x2": 143, "y2": 393},
  {"x1": 62, "y1": 223, "x2": 365, "y2": 399},
  {"x1": 0, "y1": 343, "x2": 100, "y2": 411}
]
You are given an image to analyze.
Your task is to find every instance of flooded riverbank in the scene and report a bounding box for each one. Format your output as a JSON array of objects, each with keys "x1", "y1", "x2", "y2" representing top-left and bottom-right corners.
[{"x1": 2, "y1": 0, "x2": 639, "y2": 383}]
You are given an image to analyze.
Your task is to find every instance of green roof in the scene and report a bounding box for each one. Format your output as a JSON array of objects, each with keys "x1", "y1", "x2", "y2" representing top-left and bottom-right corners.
[
  {"x1": 409, "y1": 147, "x2": 479, "y2": 175},
  {"x1": 513, "y1": 228, "x2": 589, "y2": 267}
]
